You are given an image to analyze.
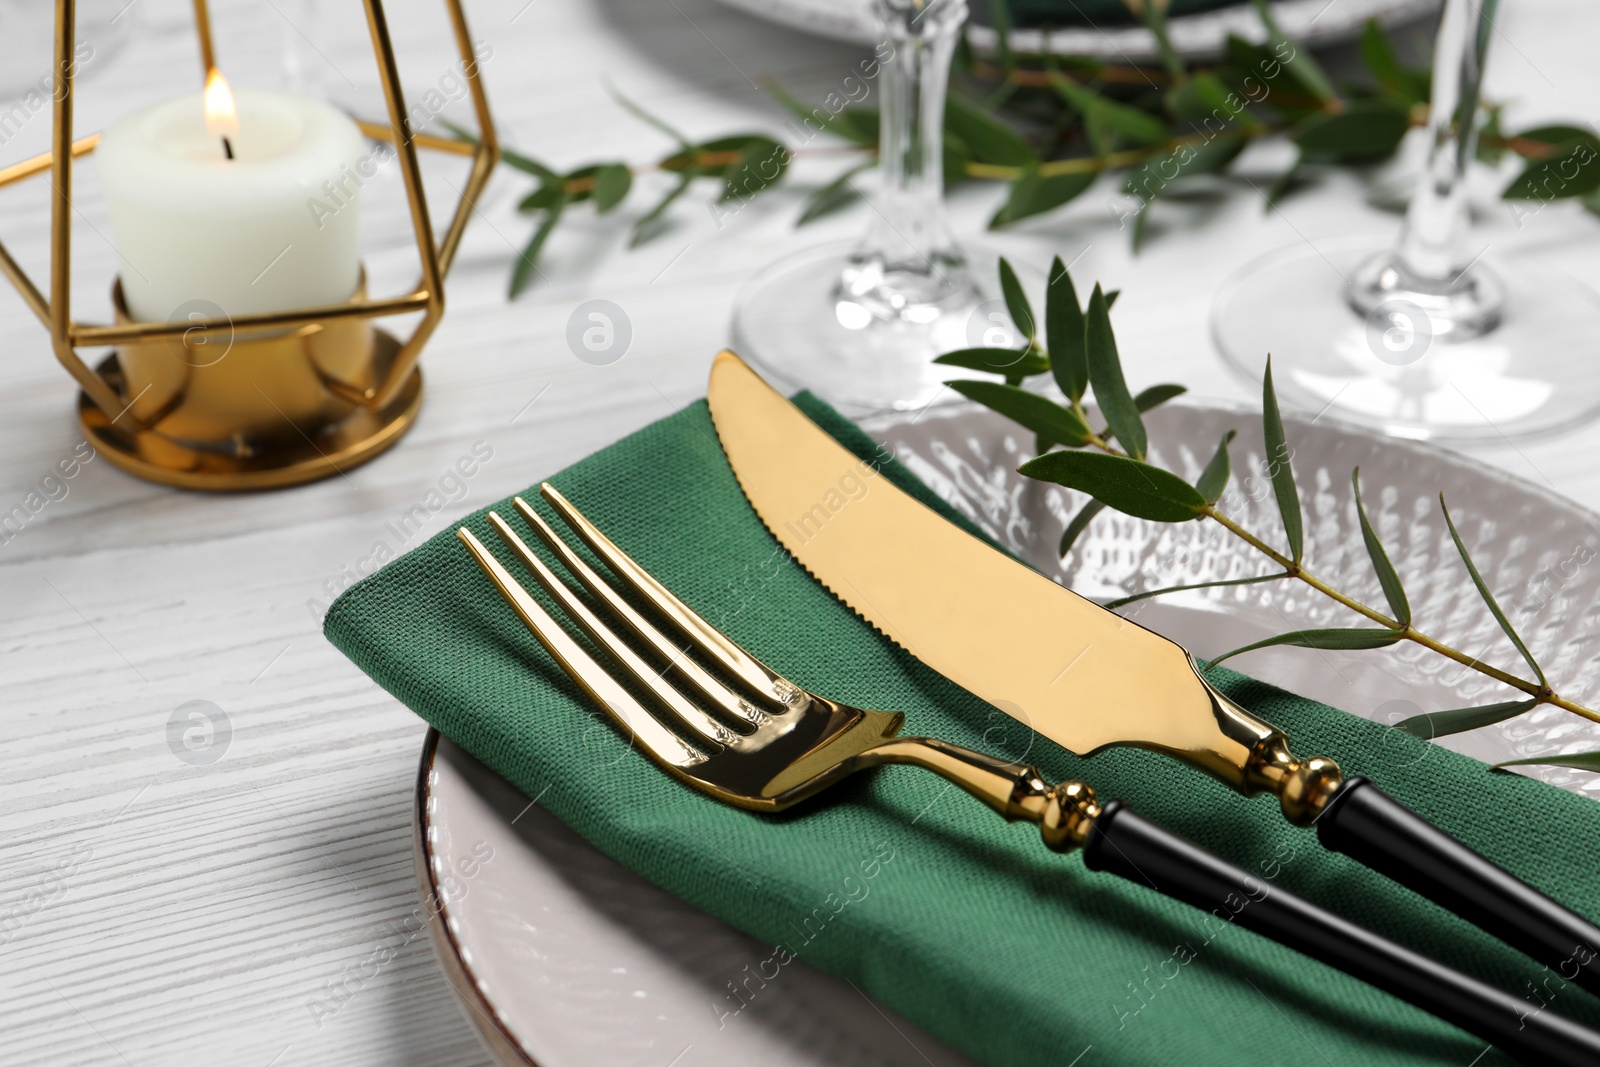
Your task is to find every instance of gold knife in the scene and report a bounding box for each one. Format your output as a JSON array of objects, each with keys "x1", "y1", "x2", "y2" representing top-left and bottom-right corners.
[{"x1": 706, "y1": 349, "x2": 1600, "y2": 994}]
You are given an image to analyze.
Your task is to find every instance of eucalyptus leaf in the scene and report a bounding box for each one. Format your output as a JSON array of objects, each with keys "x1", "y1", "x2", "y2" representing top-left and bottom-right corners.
[
  {"x1": 1441, "y1": 495, "x2": 1547, "y2": 685},
  {"x1": 990, "y1": 168, "x2": 1096, "y2": 228},
  {"x1": 1058, "y1": 499, "x2": 1107, "y2": 557},
  {"x1": 721, "y1": 138, "x2": 789, "y2": 200},
  {"x1": 1134, "y1": 383, "x2": 1187, "y2": 413},
  {"x1": 519, "y1": 183, "x2": 564, "y2": 212},
  {"x1": 1208, "y1": 626, "x2": 1403, "y2": 666},
  {"x1": 1265, "y1": 157, "x2": 1304, "y2": 209},
  {"x1": 1352, "y1": 468, "x2": 1410, "y2": 625},
  {"x1": 1104, "y1": 571, "x2": 1286, "y2": 610},
  {"x1": 1262, "y1": 357, "x2": 1303, "y2": 563},
  {"x1": 1019, "y1": 450, "x2": 1206, "y2": 523},
  {"x1": 1503, "y1": 135, "x2": 1600, "y2": 200},
  {"x1": 946, "y1": 380, "x2": 1091, "y2": 447},
  {"x1": 1046, "y1": 257, "x2": 1087, "y2": 402},
  {"x1": 1395, "y1": 699, "x2": 1537, "y2": 739},
  {"x1": 798, "y1": 162, "x2": 872, "y2": 225},
  {"x1": 1052, "y1": 78, "x2": 1168, "y2": 150},
  {"x1": 1085, "y1": 284, "x2": 1147, "y2": 459},
  {"x1": 935, "y1": 347, "x2": 1048, "y2": 378},
  {"x1": 1493, "y1": 750, "x2": 1600, "y2": 773},
  {"x1": 1294, "y1": 99, "x2": 1410, "y2": 162},
  {"x1": 999, "y1": 258, "x2": 1035, "y2": 342},
  {"x1": 608, "y1": 85, "x2": 693, "y2": 148},
  {"x1": 1360, "y1": 18, "x2": 1428, "y2": 104},
  {"x1": 945, "y1": 93, "x2": 1037, "y2": 166},
  {"x1": 1251, "y1": 0, "x2": 1336, "y2": 103},
  {"x1": 1196, "y1": 429, "x2": 1236, "y2": 503},
  {"x1": 510, "y1": 200, "x2": 565, "y2": 297},
  {"x1": 593, "y1": 164, "x2": 633, "y2": 212},
  {"x1": 630, "y1": 173, "x2": 692, "y2": 247}
]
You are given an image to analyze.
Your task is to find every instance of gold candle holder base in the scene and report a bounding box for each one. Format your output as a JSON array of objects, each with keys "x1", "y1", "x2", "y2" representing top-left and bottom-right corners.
[{"x1": 78, "y1": 276, "x2": 423, "y2": 491}]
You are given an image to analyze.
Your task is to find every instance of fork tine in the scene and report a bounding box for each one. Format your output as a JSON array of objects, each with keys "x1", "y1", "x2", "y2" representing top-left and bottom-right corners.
[
  {"x1": 539, "y1": 483, "x2": 801, "y2": 708},
  {"x1": 485, "y1": 511, "x2": 741, "y2": 750},
  {"x1": 511, "y1": 496, "x2": 765, "y2": 728},
  {"x1": 456, "y1": 526, "x2": 705, "y2": 770}
]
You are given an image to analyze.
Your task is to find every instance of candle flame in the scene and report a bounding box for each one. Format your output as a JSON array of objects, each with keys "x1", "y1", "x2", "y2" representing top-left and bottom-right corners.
[{"x1": 203, "y1": 67, "x2": 239, "y2": 139}]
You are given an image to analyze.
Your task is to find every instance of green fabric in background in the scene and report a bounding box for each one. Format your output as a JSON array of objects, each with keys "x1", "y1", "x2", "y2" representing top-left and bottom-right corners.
[{"x1": 325, "y1": 396, "x2": 1600, "y2": 1066}]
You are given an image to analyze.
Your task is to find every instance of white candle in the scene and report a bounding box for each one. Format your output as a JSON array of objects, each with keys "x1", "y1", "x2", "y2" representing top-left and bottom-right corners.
[{"x1": 97, "y1": 78, "x2": 366, "y2": 324}]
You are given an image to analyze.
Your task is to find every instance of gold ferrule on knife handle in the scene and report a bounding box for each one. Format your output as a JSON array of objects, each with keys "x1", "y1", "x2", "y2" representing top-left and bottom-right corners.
[{"x1": 1179, "y1": 662, "x2": 1345, "y2": 825}]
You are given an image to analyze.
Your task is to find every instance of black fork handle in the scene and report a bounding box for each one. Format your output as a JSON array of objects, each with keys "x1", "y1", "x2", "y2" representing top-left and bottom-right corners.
[
  {"x1": 1315, "y1": 776, "x2": 1600, "y2": 998},
  {"x1": 1083, "y1": 801, "x2": 1600, "y2": 1067}
]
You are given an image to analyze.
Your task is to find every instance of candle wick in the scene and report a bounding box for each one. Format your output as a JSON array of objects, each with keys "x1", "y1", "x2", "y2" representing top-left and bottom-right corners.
[{"x1": 222, "y1": 136, "x2": 235, "y2": 160}]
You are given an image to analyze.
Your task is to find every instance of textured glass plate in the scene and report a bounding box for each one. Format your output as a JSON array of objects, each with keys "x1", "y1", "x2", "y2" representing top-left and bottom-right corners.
[{"x1": 417, "y1": 399, "x2": 1599, "y2": 1066}]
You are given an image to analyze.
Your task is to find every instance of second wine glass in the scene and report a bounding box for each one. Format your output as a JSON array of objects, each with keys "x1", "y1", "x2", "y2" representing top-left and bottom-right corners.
[{"x1": 731, "y1": 0, "x2": 1006, "y2": 414}]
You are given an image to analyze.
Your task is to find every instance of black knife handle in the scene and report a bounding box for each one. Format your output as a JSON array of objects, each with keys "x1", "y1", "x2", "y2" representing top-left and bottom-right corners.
[
  {"x1": 1315, "y1": 775, "x2": 1600, "y2": 997},
  {"x1": 1082, "y1": 801, "x2": 1600, "y2": 1066}
]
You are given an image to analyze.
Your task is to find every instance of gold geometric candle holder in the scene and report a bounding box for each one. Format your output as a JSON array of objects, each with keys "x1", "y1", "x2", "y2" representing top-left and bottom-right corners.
[{"x1": 0, "y1": 0, "x2": 499, "y2": 490}]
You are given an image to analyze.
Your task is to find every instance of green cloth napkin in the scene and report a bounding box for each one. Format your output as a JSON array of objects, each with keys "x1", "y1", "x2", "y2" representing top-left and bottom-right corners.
[{"x1": 325, "y1": 396, "x2": 1600, "y2": 1066}]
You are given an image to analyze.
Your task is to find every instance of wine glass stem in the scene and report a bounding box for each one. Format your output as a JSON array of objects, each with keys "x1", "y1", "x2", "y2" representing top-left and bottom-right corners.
[
  {"x1": 1393, "y1": 0, "x2": 1497, "y2": 284},
  {"x1": 854, "y1": 0, "x2": 968, "y2": 286}
]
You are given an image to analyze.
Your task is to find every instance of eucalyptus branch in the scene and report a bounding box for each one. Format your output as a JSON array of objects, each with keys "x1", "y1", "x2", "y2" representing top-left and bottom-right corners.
[
  {"x1": 468, "y1": 9, "x2": 1599, "y2": 293},
  {"x1": 943, "y1": 254, "x2": 1600, "y2": 775}
]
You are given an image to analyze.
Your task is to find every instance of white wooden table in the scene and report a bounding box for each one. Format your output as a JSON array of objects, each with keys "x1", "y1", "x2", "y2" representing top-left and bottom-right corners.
[{"x1": 2, "y1": 0, "x2": 1596, "y2": 1063}]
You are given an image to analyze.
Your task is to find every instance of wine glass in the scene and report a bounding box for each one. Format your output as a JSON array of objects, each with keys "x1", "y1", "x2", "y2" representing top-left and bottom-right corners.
[
  {"x1": 730, "y1": 0, "x2": 1002, "y2": 415},
  {"x1": 1211, "y1": 0, "x2": 1600, "y2": 443}
]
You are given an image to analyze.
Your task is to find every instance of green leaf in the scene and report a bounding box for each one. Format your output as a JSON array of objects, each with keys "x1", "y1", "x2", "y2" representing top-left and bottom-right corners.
[
  {"x1": 443, "y1": 120, "x2": 559, "y2": 181},
  {"x1": 1440, "y1": 495, "x2": 1546, "y2": 685},
  {"x1": 1395, "y1": 699, "x2": 1537, "y2": 739},
  {"x1": 1104, "y1": 571, "x2": 1286, "y2": 610},
  {"x1": 1265, "y1": 157, "x2": 1304, "y2": 209},
  {"x1": 1493, "y1": 750, "x2": 1600, "y2": 773},
  {"x1": 510, "y1": 199, "x2": 565, "y2": 297},
  {"x1": 946, "y1": 380, "x2": 1092, "y2": 447},
  {"x1": 942, "y1": 133, "x2": 973, "y2": 187},
  {"x1": 630, "y1": 173, "x2": 692, "y2": 247},
  {"x1": 945, "y1": 94, "x2": 1037, "y2": 166},
  {"x1": 1125, "y1": 136, "x2": 1246, "y2": 198},
  {"x1": 1134, "y1": 383, "x2": 1186, "y2": 413},
  {"x1": 1085, "y1": 284, "x2": 1146, "y2": 459},
  {"x1": 1251, "y1": 0, "x2": 1337, "y2": 104},
  {"x1": 1052, "y1": 78, "x2": 1168, "y2": 151},
  {"x1": 1019, "y1": 450, "x2": 1207, "y2": 523},
  {"x1": 608, "y1": 84, "x2": 692, "y2": 148},
  {"x1": 990, "y1": 168, "x2": 1096, "y2": 228},
  {"x1": 1058, "y1": 499, "x2": 1107, "y2": 557},
  {"x1": 935, "y1": 347, "x2": 1048, "y2": 378},
  {"x1": 1360, "y1": 18, "x2": 1427, "y2": 104},
  {"x1": 593, "y1": 164, "x2": 632, "y2": 213},
  {"x1": 1352, "y1": 468, "x2": 1410, "y2": 625},
  {"x1": 798, "y1": 161, "x2": 872, "y2": 225},
  {"x1": 1502, "y1": 135, "x2": 1600, "y2": 200},
  {"x1": 766, "y1": 84, "x2": 879, "y2": 147},
  {"x1": 998, "y1": 258, "x2": 1035, "y2": 342},
  {"x1": 1045, "y1": 256, "x2": 1087, "y2": 403},
  {"x1": 721, "y1": 138, "x2": 789, "y2": 200},
  {"x1": 519, "y1": 183, "x2": 564, "y2": 212},
  {"x1": 1293, "y1": 99, "x2": 1411, "y2": 162},
  {"x1": 1262, "y1": 357, "x2": 1303, "y2": 563},
  {"x1": 1209, "y1": 626, "x2": 1404, "y2": 666},
  {"x1": 1196, "y1": 429, "x2": 1236, "y2": 503}
]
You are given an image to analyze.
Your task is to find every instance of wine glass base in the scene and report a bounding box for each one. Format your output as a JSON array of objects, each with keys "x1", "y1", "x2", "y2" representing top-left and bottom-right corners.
[
  {"x1": 1211, "y1": 238, "x2": 1600, "y2": 444},
  {"x1": 730, "y1": 240, "x2": 1013, "y2": 416}
]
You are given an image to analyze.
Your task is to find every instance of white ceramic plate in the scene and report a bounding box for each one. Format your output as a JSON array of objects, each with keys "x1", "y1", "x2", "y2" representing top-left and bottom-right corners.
[
  {"x1": 709, "y1": 0, "x2": 1439, "y2": 61},
  {"x1": 417, "y1": 398, "x2": 1600, "y2": 1065}
]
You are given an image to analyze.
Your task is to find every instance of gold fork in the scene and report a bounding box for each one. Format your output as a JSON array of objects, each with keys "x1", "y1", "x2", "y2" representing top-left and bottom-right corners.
[{"x1": 455, "y1": 485, "x2": 1600, "y2": 1067}]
